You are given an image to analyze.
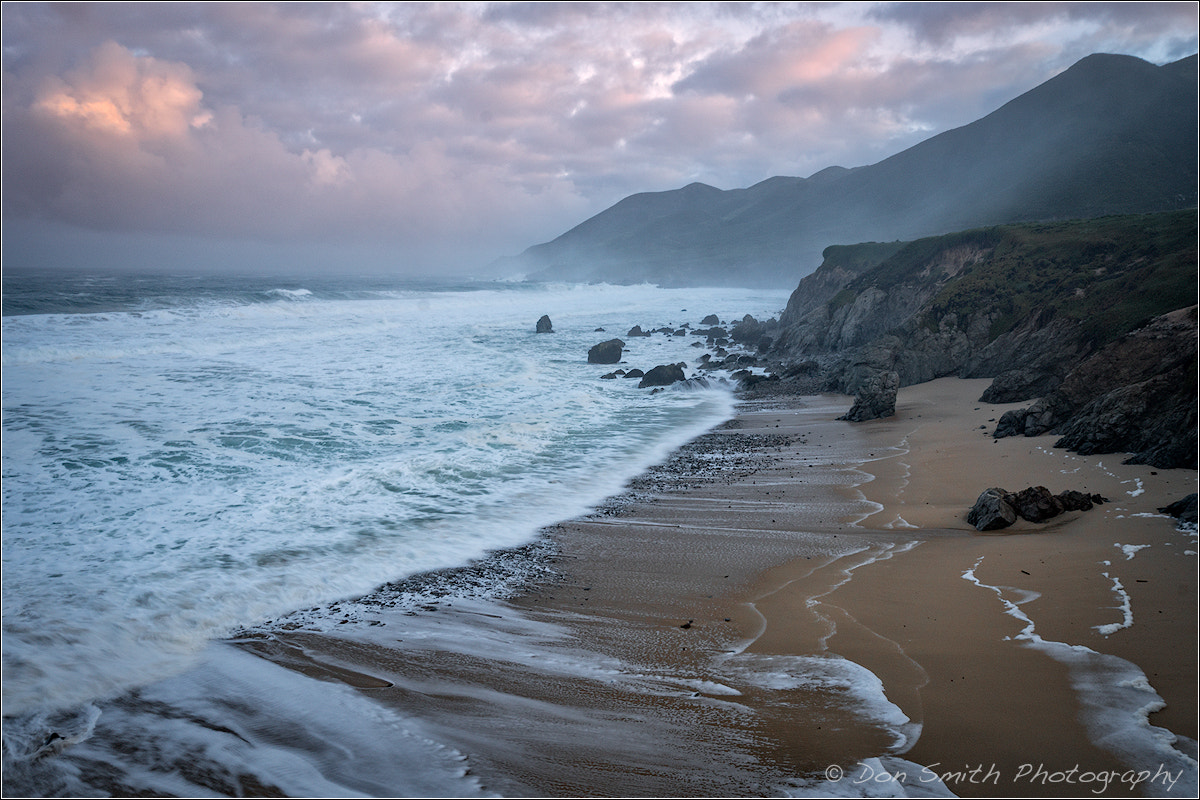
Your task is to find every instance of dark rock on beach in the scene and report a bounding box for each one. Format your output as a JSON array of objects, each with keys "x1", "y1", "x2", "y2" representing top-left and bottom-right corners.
[
  {"x1": 839, "y1": 367, "x2": 899, "y2": 422},
  {"x1": 967, "y1": 488, "x2": 1019, "y2": 531},
  {"x1": 967, "y1": 485, "x2": 1107, "y2": 530},
  {"x1": 588, "y1": 339, "x2": 625, "y2": 364},
  {"x1": 638, "y1": 363, "x2": 686, "y2": 388},
  {"x1": 536, "y1": 315, "x2": 553, "y2": 333},
  {"x1": 1008, "y1": 486, "x2": 1065, "y2": 523},
  {"x1": 1159, "y1": 494, "x2": 1198, "y2": 525}
]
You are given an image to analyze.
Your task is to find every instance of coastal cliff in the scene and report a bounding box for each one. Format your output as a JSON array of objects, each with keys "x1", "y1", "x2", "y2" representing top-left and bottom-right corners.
[{"x1": 764, "y1": 210, "x2": 1198, "y2": 468}]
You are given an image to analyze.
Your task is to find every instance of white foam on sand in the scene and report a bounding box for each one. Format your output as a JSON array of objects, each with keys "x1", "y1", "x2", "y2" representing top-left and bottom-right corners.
[
  {"x1": 1116, "y1": 542, "x2": 1151, "y2": 560},
  {"x1": 962, "y1": 557, "x2": 1198, "y2": 797},
  {"x1": 1093, "y1": 572, "x2": 1133, "y2": 636}
]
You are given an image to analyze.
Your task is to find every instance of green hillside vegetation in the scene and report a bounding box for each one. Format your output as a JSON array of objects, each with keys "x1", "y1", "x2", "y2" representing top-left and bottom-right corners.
[{"x1": 829, "y1": 210, "x2": 1197, "y2": 346}]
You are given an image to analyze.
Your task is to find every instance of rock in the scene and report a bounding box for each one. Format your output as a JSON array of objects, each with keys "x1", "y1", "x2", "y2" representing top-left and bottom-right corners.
[
  {"x1": 588, "y1": 339, "x2": 625, "y2": 364},
  {"x1": 1159, "y1": 494, "x2": 1198, "y2": 525},
  {"x1": 783, "y1": 361, "x2": 820, "y2": 378},
  {"x1": 968, "y1": 488, "x2": 1018, "y2": 531},
  {"x1": 627, "y1": 325, "x2": 652, "y2": 337},
  {"x1": 993, "y1": 408, "x2": 1029, "y2": 439},
  {"x1": 701, "y1": 314, "x2": 720, "y2": 325},
  {"x1": 623, "y1": 368, "x2": 645, "y2": 379},
  {"x1": 730, "y1": 314, "x2": 777, "y2": 347},
  {"x1": 1055, "y1": 490, "x2": 1094, "y2": 512},
  {"x1": 739, "y1": 373, "x2": 779, "y2": 390},
  {"x1": 839, "y1": 368, "x2": 899, "y2": 422},
  {"x1": 696, "y1": 327, "x2": 728, "y2": 340},
  {"x1": 979, "y1": 368, "x2": 1060, "y2": 403},
  {"x1": 600, "y1": 372, "x2": 619, "y2": 379},
  {"x1": 638, "y1": 363, "x2": 686, "y2": 388},
  {"x1": 1006, "y1": 486, "x2": 1065, "y2": 523},
  {"x1": 536, "y1": 315, "x2": 553, "y2": 333},
  {"x1": 969, "y1": 485, "x2": 1105, "y2": 530}
]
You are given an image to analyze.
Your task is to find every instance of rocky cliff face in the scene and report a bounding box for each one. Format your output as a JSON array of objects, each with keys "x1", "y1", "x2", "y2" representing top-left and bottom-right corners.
[
  {"x1": 995, "y1": 306, "x2": 1198, "y2": 468},
  {"x1": 767, "y1": 211, "x2": 1198, "y2": 468}
]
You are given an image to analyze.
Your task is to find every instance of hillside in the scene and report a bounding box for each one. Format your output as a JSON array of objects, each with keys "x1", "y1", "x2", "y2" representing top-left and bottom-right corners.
[
  {"x1": 500, "y1": 53, "x2": 1198, "y2": 288},
  {"x1": 766, "y1": 210, "x2": 1198, "y2": 468}
]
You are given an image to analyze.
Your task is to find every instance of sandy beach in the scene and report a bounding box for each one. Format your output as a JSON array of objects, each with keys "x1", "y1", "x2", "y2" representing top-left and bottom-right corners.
[{"x1": 245, "y1": 377, "x2": 1197, "y2": 797}]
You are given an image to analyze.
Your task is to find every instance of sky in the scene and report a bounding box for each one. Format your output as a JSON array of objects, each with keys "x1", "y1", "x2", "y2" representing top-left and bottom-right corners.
[{"x1": 2, "y1": 2, "x2": 1197, "y2": 277}]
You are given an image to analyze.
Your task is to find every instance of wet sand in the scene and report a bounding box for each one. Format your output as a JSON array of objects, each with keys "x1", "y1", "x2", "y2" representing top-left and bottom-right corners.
[{"x1": 246, "y1": 377, "x2": 1197, "y2": 797}]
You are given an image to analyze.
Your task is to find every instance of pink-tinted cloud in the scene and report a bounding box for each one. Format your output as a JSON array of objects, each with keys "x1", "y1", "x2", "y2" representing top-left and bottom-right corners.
[{"x1": 2, "y1": 2, "x2": 1195, "y2": 274}]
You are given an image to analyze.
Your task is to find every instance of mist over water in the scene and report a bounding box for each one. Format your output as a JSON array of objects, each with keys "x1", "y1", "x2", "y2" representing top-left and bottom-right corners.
[{"x1": 2, "y1": 270, "x2": 788, "y2": 717}]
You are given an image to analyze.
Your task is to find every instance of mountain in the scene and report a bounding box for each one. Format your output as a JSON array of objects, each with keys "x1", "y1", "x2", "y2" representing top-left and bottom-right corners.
[
  {"x1": 500, "y1": 53, "x2": 1198, "y2": 288},
  {"x1": 763, "y1": 210, "x2": 1198, "y2": 468}
]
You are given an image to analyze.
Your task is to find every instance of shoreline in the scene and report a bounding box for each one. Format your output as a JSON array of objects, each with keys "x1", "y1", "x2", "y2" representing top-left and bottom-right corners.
[{"x1": 231, "y1": 377, "x2": 1196, "y2": 797}]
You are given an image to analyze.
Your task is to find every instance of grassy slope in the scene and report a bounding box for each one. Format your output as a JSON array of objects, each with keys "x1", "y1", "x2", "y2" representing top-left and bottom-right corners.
[{"x1": 824, "y1": 210, "x2": 1197, "y2": 345}]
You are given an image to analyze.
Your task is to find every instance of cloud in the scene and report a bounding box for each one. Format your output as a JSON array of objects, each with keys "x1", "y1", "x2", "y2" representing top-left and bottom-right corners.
[
  {"x1": 2, "y1": 2, "x2": 1196, "y2": 274},
  {"x1": 4, "y1": 38, "x2": 590, "y2": 268}
]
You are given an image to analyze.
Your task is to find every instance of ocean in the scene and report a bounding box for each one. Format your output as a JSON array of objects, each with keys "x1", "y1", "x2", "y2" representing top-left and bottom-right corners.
[{"x1": 2, "y1": 268, "x2": 801, "y2": 795}]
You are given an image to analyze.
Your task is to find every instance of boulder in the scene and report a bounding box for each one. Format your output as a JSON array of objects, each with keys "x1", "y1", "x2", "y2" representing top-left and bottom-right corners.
[
  {"x1": 993, "y1": 408, "x2": 1030, "y2": 439},
  {"x1": 1159, "y1": 494, "x2": 1198, "y2": 525},
  {"x1": 638, "y1": 363, "x2": 686, "y2": 388},
  {"x1": 967, "y1": 488, "x2": 1018, "y2": 531},
  {"x1": 627, "y1": 325, "x2": 652, "y2": 337},
  {"x1": 1006, "y1": 486, "x2": 1065, "y2": 523},
  {"x1": 839, "y1": 368, "x2": 899, "y2": 422},
  {"x1": 729, "y1": 314, "x2": 762, "y2": 344},
  {"x1": 1055, "y1": 490, "x2": 1094, "y2": 512},
  {"x1": 536, "y1": 315, "x2": 553, "y2": 333},
  {"x1": 623, "y1": 368, "x2": 645, "y2": 379},
  {"x1": 701, "y1": 314, "x2": 720, "y2": 325},
  {"x1": 588, "y1": 339, "x2": 625, "y2": 364}
]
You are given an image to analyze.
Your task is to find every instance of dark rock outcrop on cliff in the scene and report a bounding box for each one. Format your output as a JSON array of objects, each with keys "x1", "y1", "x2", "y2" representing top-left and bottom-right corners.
[
  {"x1": 767, "y1": 211, "x2": 1197, "y2": 468},
  {"x1": 994, "y1": 307, "x2": 1198, "y2": 469},
  {"x1": 498, "y1": 53, "x2": 1197, "y2": 288}
]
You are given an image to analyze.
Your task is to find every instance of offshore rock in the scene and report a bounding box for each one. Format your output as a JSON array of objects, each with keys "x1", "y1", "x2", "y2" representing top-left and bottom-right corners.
[
  {"x1": 536, "y1": 315, "x2": 554, "y2": 333},
  {"x1": 627, "y1": 325, "x2": 652, "y2": 337},
  {"x1": 839, "y1": 368, "x2": 899, "y2": 422},
  {"x1": 701, "y1": 314, "x2": 720, "y2": 325},
  {"x1": 588, "y1": 339, "x2": 625, "y2": 364},
  {"x1": 638, "y1": 363, "x2": 686, "y2": 388}
]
